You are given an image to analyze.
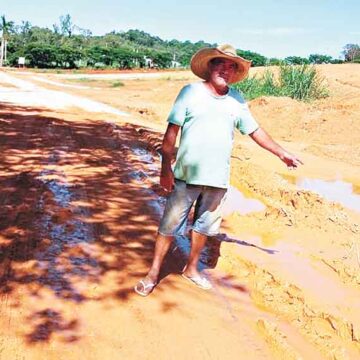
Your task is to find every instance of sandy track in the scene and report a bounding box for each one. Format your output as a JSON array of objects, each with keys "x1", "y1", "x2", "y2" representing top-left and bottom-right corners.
[
  {"x1": 0, "y1": 71, "x2": 128, "y2": 116},
  {"x1": 1, "y1": 69, "x2": 360, "y2": 359}
]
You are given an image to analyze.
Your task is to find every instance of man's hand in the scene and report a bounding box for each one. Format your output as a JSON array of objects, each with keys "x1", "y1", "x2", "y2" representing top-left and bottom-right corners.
[
  {"x1": 279, "y1": 151, "x2": 304, "y2": 170},
  {"x1": 249, "y1": 128, "x2": 304, "y2": 169},
  {"x1": 160, "y1": 169, "x2": 175, "y2": 193}
]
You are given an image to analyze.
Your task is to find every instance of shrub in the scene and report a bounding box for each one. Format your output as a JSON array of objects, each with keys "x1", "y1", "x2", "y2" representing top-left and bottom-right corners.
[
  {"x1": 232, "y1": 64, "x2": 328, "y2": 102},
  {"x1": 279, "y1": 64, "x2": 328, "y2": 101},
  {"x1": 233, "y1": 70, "x2": 280, "y2": 100}
]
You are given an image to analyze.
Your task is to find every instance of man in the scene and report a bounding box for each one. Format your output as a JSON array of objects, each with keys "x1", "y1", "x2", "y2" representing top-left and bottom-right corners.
[{"x1": 135, "y1": 44, "x2": 302, "y2": 296}]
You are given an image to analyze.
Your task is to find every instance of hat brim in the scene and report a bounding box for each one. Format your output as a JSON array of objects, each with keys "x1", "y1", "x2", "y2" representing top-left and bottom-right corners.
[{"x1": 190, "y1": 48, "x2": 251, "y2": 84}]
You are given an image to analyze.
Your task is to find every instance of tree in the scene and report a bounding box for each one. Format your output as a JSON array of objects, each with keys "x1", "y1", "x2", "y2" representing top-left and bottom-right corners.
[
  {"x1": 123, "y1": 29, "x2": 162, "y2": 47},
  {"x1": 85, "y1": 46, "x2": 112, "y2": 67},
  {"x1": 110, "y1": 47, "x2": 144, "y2": 69},
  {"x1": 57, "y1": 46, "x2": 82, "y2": 68},
  {"x1": 0, "y1": 15, "x2": 15, "y2": 66},
  {"x1": 267, "y1": 57, "x2": 282, "y2": 66},
  {"x1": 59, "y1": 14, "x2": 75, "y2": 37},
  {"x1": 27, "y1": 26, "x2": 59, "y2": 45},
  {"x1": 25, "y1": 43, "x2": 58, "y2": 68},
  {"x1": 19, "y1": 20, "x2": 32, "y2": 36},
  {"x1": 308, "y1": 54, "x2": 333, "y2": 64},
  {"x1": 237, "y1": 49, "x2": 267, "y2": 67},
  {"x1": 343, "y1": 44, "x2": 360, "y2": 62},
  {"x1": 285, "y1": 56, "x2": 310, "y2": 65},
  {"x1": 5, "y1": 18, "x2": 273, "y2": 70},
  {"x1": 330, "y1": 59, "x2": 344, "y2": 64},
  {"x1": 150, "y1": 50, "x2": 173, "y2": 68},
  {"x1": 76, "y1": 26, "x2": 92, "y2": 38}
]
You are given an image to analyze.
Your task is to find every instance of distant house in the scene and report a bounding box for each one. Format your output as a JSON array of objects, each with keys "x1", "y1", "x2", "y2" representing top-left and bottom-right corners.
[
  {"x1": 171, "y1": 60, "x2": 181, "y2": 68},
  {"x1": 18, "y1": 57, "x2": 26, "y2": 68},
  {"x1": 144, "y1": 56, "x2": 154, "y2": 68},
  {"x1": 171, "y1": 54, "x2": 181, "y2": 68},
  {"x1": 143, "y1": 54, "x2": 180, "y2": 69}
]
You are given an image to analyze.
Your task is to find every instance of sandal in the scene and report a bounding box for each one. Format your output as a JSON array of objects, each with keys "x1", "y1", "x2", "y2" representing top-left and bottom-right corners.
[
  {"x1": 182, "y1": 273, "x2": 212, "y2": 290},
  {"x1": 134, "y1": 279, "x2": 157, "y2": 296}
]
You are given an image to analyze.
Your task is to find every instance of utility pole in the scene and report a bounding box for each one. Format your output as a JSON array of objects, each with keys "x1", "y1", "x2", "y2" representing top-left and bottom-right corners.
[{"x1": 0, "y1": 30, "x2": 3, "y2": 67}]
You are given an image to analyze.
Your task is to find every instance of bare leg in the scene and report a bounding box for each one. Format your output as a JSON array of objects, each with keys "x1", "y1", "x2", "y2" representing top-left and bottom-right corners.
[
  {"x1": 135, "y1": 233, "x2": 174, "y2": 296},
  {"x1": 146, "y1": 233, "x2": 174, "y2": 283},
  {"x1": 183, "y1": 230, "x2": 207, "y2": 278}
]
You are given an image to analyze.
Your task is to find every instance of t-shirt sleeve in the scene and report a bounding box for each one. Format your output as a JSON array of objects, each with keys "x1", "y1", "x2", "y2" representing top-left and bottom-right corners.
[
  {"x1": 235, "y1": 102, "x2": 260, "y2": 135},
  {"x1": 232, "y1": 90, "x2": 259, "y2": 135},
  {"x1": 167, "y1": 85, "x2": 191, "y2": 126}
]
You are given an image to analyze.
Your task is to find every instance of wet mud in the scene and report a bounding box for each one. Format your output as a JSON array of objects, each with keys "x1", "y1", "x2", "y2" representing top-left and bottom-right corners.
[{"x1": 1, "y1": 69, "x2": 360, "y2": 359}]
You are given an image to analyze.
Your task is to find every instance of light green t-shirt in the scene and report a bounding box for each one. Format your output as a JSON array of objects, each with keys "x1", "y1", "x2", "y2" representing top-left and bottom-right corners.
[{"x1": 167, "y1": 82, "x2": 259, "y2": 189}]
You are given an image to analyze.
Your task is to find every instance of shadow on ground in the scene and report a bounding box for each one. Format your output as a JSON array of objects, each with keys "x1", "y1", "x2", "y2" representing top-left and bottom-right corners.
[
  {"x1": 0, "y1": 103, "x2": 274, "y2": 344},
  {"x1": 0, "y1": 104, "x2": 164, "y2": 343}
]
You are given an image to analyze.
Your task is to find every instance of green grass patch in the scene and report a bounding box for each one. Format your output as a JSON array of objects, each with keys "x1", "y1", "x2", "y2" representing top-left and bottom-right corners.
[
  {"x1": 27, "y1": 68, "x2": 67, "y2": 74},
  {"x1": 233, "y1": 64, "x2": 328, "y2": 102},
  {"x1": 162, "y1": 75, "x2": 193, "y2": 81},
  {"x1": 111, "y1": 81, "x2": 124, "y2": 87},
  {"x1": 66, "y1": 77, "x2": 98, "y2": 83},
  {"x1": 64, "y1": 78, "x2": 125, "y2": 88}
]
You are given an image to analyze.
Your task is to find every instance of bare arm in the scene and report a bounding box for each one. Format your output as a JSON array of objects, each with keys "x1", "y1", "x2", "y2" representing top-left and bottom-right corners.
[
  {"x1": 249, "y1": 127, "x2": 303, "y2": 168},
  {"x1": 160, "y1": 123, "x2": 181, "y2": 191}
]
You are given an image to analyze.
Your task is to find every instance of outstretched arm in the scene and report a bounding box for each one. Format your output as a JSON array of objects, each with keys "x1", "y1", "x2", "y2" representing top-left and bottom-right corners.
[
  {"x1": 160, "y1": 123, "x2": 181, "y2": 192},
  {"x1": 249, "y1": 127, "x2": 303, "y2": 169}
]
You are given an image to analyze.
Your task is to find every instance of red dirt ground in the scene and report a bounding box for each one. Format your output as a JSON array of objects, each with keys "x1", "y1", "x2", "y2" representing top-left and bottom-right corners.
[{"x1": 1, "y1": 66, "x2": 360, "y2": 359}]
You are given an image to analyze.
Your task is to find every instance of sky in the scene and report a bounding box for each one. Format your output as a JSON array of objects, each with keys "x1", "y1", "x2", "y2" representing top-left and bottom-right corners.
[{"x1": 2, "y1": 0, "x2": 360, "y2": 59}]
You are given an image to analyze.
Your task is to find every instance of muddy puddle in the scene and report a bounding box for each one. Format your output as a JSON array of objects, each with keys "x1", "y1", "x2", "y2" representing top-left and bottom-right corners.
[
  {"x1": 223, "y1": 186, "x2": 265, "y2": 216},
  {"x1": 35, "y1": 147, "x2": 98, "y2": 301},
  {"x1": 283, "y1": 174, "x2": 360, "y2": 213},
  {"x1": 297, "y1": 177, "x2": 360, "y2": 212}
]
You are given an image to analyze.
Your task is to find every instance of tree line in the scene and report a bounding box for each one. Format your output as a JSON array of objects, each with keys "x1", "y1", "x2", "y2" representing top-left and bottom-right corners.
[{"x1": 0, "y1": 14, "x2": 358, "y2": 69}]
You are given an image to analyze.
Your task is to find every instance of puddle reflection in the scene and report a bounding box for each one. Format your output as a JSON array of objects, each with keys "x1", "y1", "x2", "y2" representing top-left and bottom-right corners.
[
  {"x1": 222, "y1": 186, "x2": 265, "y2": 216},
  {"x1": 297, "y1": 178, "x2": 360, "y2": 213}
]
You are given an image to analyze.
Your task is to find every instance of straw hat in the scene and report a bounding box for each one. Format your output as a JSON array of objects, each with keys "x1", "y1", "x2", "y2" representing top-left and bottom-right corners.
[{"x1": 190, "y1": 44, "x2": 251, "y2": 83}]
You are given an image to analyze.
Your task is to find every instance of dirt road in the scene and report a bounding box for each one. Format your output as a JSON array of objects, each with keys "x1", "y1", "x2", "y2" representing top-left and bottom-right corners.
[{"x1": 1, "y1": 68, "x2": 360, "y2": 359}]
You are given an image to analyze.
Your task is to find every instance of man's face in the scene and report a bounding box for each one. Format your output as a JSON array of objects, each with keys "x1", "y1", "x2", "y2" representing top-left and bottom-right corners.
[{"x1": 208, "y1": 58, "x2": 237, "y2": 87}]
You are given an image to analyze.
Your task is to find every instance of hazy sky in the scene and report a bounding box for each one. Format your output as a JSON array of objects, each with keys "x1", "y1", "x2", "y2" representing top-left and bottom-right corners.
[{"x1": 2, "y1": 0, "x2": 360, "y2": 58}]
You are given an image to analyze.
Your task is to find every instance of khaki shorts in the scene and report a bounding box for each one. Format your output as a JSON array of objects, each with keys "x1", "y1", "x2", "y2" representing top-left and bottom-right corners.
[{"x1": 158, "y1": 179, "x2": 227, "y2": 237}]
